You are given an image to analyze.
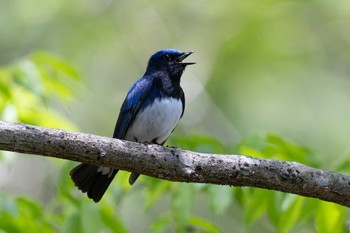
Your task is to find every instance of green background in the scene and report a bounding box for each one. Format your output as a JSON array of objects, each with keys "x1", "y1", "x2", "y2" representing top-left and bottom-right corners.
[{"x1": 1, "y1": 0, "x2": 350, "y2": 232}]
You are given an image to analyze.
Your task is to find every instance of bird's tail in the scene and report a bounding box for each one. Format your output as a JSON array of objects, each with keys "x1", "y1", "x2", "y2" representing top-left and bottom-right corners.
[
  {"x1": 70, "y1": 163, "x2": 118, "y2": 202},
  {"x1": 129, "y1": 172, "x2": 140, "y2": 185}
]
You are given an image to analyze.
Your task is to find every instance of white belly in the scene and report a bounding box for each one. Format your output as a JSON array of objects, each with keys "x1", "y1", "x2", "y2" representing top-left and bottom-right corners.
[{"x1": 125, "y1": 98, "x2": 183, "y2": 144}]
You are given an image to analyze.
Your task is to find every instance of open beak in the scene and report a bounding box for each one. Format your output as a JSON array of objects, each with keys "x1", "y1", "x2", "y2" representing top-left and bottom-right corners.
[{"x1": 176, "y1": 51, "x2": 196, "y2": 65}]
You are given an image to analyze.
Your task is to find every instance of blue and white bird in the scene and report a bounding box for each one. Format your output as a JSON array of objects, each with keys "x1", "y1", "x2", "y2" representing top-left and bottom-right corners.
[{"x1": 70, "y1": 49, "x2": 195, "y2": 202}]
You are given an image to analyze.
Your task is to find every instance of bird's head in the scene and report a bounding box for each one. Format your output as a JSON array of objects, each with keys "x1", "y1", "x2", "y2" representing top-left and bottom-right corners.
[{"x1": 145, "y1": 49, "x2": 195, "y2": 79}]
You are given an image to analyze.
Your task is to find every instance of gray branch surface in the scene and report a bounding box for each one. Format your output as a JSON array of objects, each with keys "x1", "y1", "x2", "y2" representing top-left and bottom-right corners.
[{"x1": 0, "y1": 121, "x2": 350, "y2": 207}]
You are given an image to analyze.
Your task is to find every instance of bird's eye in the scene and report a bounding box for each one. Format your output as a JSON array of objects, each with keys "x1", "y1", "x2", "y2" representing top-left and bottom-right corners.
[{"x1": 163, "y1": 54, "x2": 171, "y2": 61}]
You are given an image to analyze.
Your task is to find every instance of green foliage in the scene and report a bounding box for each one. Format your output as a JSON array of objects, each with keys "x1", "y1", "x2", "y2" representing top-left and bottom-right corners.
[
  {"x1": 206, "y1": 185, "x2": 232, "y2": 216},
  {"x1": 2, "y1": 0, "x2": 350, "y2": 232},
  {"x1": 235, "y1": 134, "x2": 348, "y2": 233},
  {"x1": 1, "y1": 53, "x2": 350, "y2": 233},
  {"x1": 315, "y1": 202, "x2": 346, "y2": 233},
  {"x1": 0, "y1": 51, "x2": 129, "y2": 232},
  {"x1": 0, "y1": 195, "x2": 55, "y2": 233},
  {"x1": 0, "y1": 51, "x2": 78, "y2": 129}
]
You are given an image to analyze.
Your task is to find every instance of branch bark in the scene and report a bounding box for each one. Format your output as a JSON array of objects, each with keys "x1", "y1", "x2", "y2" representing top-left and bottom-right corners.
[{"x1": 0, "y1": 121, "x2": 349, "y2": 207}]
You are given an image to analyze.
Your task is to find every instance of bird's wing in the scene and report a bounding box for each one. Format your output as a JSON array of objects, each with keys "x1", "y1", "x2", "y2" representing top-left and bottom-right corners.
[
  {"x1": 180, "y1": 91, "x2": 185, "y2": 118},
  {"x1": 113, "y1": 77, "x2": 155, "y2": 139}
]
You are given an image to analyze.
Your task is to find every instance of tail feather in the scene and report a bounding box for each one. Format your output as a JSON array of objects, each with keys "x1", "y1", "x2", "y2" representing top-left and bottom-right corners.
[
  {"x1": 70, "y1": 164, "x2": 97, "y2": 192},
  {"x1": 129, "y1": 172, "x2": 140, "y2": 185},
  {"x1": 70, "y1": 163, "x2": 117, "y2": 202}
]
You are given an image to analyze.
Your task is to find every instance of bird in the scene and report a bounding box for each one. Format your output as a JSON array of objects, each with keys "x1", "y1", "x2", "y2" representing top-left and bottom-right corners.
[{"x1": 69, "y1": 49, "x2": 195, "y2": 202}]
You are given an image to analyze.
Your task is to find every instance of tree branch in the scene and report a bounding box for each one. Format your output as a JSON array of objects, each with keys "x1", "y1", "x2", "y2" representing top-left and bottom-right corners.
[{"x1": 0, "y1": 121, "x2": 349, "y2": 207}]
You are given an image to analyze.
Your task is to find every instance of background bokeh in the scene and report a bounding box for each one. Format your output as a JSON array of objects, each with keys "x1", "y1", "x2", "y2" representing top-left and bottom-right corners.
[{"x1": 1, "y1": 0, "x2": 350, "y2": 232}]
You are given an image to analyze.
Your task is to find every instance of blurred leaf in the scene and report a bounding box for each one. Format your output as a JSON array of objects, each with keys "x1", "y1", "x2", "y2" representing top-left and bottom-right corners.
[
  {"x1": 0, "y1": 195, "x2": 55, "y2": 233},
  {"x1": 206, "y1": 185, "x2": 232, "y2": 215},
  {"x1": 238, "y1": 145, "x2": 265, "y2": 159},
  {"x1": 244, "y1": 189, "x2": 268, "y2": 226},
  {"x1": 171, "y1": 183, "x2": 195, "y2": 231},
  {"x1": 188, "y1": 216, "x2": 224, "y2": 233},
  {"x1": 237, "y1": 133, "x2": 319, "y2": 166},
  {"x1": 277, "y1": 195, "x2": 304, "y2": 233},
  {"x1": 80, "y1": 203, "x2": 102, "y2": 233},
  {"x1": 57, "y1": 162, "x2": 81, "y2": 206},
  {"x1": 14, "y1": 60, "x2": 43, "y2": 96},
  {"x1": 266, "y1": 134, "x2": 314, "y2": 165},
  {"x1": 16, "y1": 197, "x2": 42, "y2": 218},
  {"x1": 266, "y1": 191, "x2": 282, "y2": 227},
  {"x1": 316, "y1": 202, "x2": 346, "y2": 233},
  {"x1": 329, "y1": 148, "x2": 350, "y2": 175},
  {"x1": 61, "y1": 209, "x2": 80, "y2": 233},
  {"x1": 171, "y1": 135, "x2": 227, "y2": 153},
  {"x1": 100, "y1": 205, "x2": 128, "y2": 233},
  {"x1": 31, "y1": 51, "x2": 80, "y2": 80},
  {"x1": 145, "y1": 180, "x2": 171, "y2": 209},
  {"x1": 0, "y1": 51, "x2": 81, "y2": 130},
  {"x1": 0, "y1": 69, "x2": 13, "y2": 100},
  {"x1": 151, "y1": 214, "x2": 171, "y2": 233}
]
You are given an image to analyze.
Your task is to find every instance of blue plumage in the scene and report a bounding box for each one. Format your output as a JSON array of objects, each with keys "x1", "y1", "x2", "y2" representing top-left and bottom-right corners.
[{"x1": 70, "y1": 49, "x2": 194, "y2": 202}]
